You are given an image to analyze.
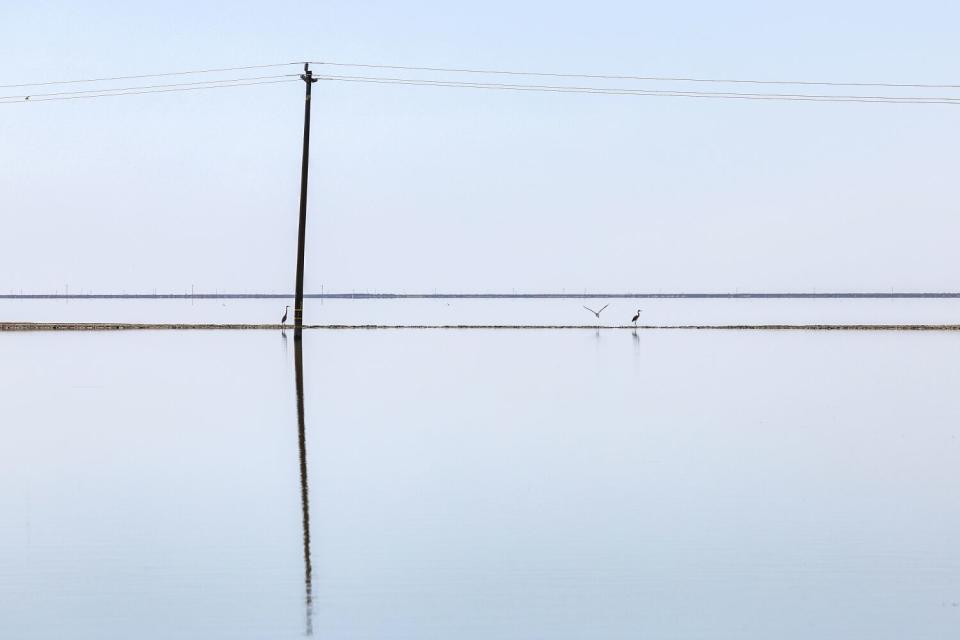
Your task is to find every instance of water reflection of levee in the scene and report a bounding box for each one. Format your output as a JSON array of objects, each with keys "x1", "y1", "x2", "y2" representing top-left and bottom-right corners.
[{"x1": 294, "y1": 337, "x2": 314, "y2": 635}]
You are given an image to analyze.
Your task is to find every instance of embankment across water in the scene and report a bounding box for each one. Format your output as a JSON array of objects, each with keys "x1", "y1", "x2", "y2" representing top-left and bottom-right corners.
[{"x1": 3, "y1": 323, "x2": 960, "y2": 332}]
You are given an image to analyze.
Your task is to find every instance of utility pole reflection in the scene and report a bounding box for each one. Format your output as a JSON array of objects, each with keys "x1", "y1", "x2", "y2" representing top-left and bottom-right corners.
[{"x1": 294, "y1": 337, "x2": 314, "y2": 635}]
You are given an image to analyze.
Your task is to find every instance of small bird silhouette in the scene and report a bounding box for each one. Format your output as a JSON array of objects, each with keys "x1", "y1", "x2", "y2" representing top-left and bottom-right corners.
[
  {"x1": 281, "y1": 305, "x2": 290, "y2": 326},
  {"x1": 631, "y1": 309, "x2": 642, "y2": 326},
  {"x1": 25, "y1": 96, "x2": 30, "y2": 101},
  {"x1": 583, "y1": 304, "x2": 609, "y2": 319}
]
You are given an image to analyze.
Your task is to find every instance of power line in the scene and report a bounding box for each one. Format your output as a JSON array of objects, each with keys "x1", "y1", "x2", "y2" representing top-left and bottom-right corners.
[
  {"x1": 7, "y1": 59, "x2": 960, "y2": 93},
  {"x1": 313, "y1": 73, "x2": 960, "y2": 105},
  {"x1": 0, "y1": 78, "x2": 300, "y2": 104},
  {"x1": 6, "y1": 60, "x2": 960, "y2": 107},
  {"x1": 0, "y1": 74, "x2": 299, "y2": 101},
  {"x1": 319, "y1": 73, "x2": 960, "y2": 102},
  {"x1": 313, "y1": 60, "x2": 960, "y2": 90},
  {"x1": 6, "y1": 73, "x2": 957, "y2": 107},
  {"x1": 0, "y1": 62, "x2": 304, "y2": 89}
]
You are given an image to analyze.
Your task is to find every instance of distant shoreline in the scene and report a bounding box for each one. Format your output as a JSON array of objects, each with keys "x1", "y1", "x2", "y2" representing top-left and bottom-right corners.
[
  {"x1": 4, "y1": 323, "x2": 960, "y2": 332},
  {"x1": 4, "y1": 292, "x2": 960, "y2": 300}
]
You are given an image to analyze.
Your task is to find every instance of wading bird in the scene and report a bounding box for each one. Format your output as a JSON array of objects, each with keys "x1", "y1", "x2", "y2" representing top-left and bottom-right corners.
[
  {"x1": 281, "y1": 305, "x2": 290, "y2": 326},
  {"x1": 631, "y1": 309, "x2": 642, "y2": 326},
  {"x1": 583, "y1": 304, "x2": 609, "y2": 319}
]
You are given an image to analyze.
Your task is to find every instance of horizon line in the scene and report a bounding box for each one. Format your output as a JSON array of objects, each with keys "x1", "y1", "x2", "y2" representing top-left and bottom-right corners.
[{"x1": 5, "y1": 292, "x2": 960, "y2": 300}]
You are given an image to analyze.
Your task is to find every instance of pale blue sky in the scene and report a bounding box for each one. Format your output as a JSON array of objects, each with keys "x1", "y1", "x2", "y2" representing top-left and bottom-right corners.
[{"x1": 2, "y1": 1, "x2": 959, "y2": 293}]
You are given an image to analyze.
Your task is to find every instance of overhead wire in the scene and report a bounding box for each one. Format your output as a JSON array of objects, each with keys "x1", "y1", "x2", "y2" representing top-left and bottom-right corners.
[
  {"x1": 0, "y1": 77, "x2": 300, "y2": 104},
  {"x1": 0, "y1": 62, "x2": 304, "y2": 89},
  {"x1": 0, "y1": 74, "x2": 300, "y2": 101},
  {"x1": 4, "y1": 59, "x2": 960, "y2": 106},
  {"x1": 312, "y1": 60, "x2": 960, "y2": 90},
  {"x1": 312, "y1": 73, "x2": 960, "y2": 105}
]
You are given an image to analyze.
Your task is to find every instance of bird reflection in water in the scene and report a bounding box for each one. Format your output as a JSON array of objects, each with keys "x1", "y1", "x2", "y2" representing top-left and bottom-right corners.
[{"x1": 294, "y1": 337, "x2": 314, "y2": 635}]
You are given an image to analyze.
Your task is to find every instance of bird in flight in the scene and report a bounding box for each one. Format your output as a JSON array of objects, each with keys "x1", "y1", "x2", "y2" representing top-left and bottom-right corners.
[{"x1": 583, "y1": 304, "x2": 609, "y2": 319}]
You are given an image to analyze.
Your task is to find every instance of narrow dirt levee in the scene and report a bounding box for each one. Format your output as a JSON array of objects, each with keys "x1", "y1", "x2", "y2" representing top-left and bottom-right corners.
[{"x1": 3, "y1": 323, "x2": 960, "y2": 332}]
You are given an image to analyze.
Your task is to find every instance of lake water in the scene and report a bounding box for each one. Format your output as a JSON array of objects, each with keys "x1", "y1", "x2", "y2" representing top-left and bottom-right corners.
[{"x1": 1, "y1": 300, "x2": 959, "y2": 638}]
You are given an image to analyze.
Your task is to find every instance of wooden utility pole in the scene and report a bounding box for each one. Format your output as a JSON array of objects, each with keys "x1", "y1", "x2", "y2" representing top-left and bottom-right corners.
[{"x1": 294, "y1": 63, "x2": 318, "y2": 339}]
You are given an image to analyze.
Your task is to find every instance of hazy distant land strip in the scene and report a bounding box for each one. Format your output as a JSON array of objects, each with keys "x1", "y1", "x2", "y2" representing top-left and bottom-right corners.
[
  {"x1": 4, "y1": 323, "x2": 960, "y2": 332},
  {"x1": 6, "y1": 292, "x2": 960, "y2": 300}
]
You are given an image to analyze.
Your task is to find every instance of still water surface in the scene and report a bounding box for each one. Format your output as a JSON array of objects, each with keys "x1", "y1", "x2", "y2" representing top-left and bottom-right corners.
[{"x1": 1, "y1": 302, "x2": 959, "y2": 638}]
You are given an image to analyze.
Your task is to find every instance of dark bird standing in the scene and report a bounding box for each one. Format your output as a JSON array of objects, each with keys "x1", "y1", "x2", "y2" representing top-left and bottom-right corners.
[
  {"x1": 281, "y1": 305, "x2": 290, "y2": 326},
  {"x1": 631, "y1": 309, "x2": 642, "y2": 326}
]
